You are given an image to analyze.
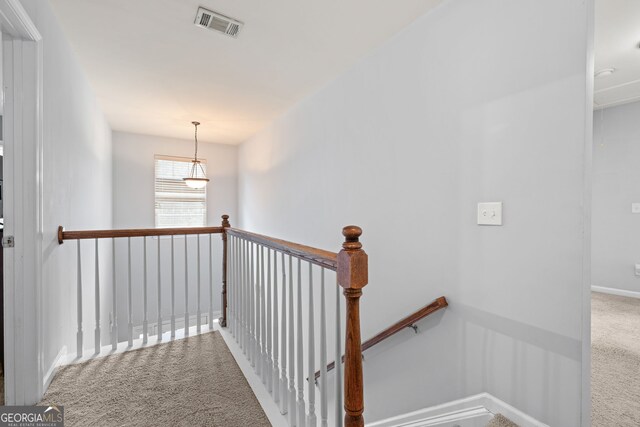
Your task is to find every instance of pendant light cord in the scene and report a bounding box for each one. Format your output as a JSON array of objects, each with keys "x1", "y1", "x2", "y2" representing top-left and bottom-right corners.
[{"x1": 193, "y1": 122, "x2": 199, "y2": 162}]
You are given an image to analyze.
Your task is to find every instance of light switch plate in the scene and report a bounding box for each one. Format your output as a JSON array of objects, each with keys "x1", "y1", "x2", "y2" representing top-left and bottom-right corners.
[
  {"x1": 477, "y1": 202, "x2": 503, "y2": 226},
  {"x1": 635, "y1": 264, "x2": 640, "y2": 276},
  {"x1": 632, "y1": 203, "x2": 640, "y2": 214}
]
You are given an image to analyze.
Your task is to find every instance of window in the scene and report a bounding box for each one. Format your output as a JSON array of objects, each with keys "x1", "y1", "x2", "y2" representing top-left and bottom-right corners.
[{"x1": 154, "y1": 155, "x2": 206, "y2": 228}]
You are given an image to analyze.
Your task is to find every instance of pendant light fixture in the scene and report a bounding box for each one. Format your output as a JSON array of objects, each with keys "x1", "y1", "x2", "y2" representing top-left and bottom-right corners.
[{"x1": 183, "y1": 121, "x2": 210, "y2": 189}]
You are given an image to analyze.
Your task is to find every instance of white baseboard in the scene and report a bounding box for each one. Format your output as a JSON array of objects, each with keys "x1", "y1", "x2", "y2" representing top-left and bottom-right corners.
[
  {"x1": 43, "y1": 346, "x2": 67, "y2": 391},
  {"x1": 592, "y1": 285, "x2": 640, "y2": 299},
  {"x1": 479, "y1": 393, "x2": 547, "y2": 427},
  {"x1": 45, "y1": 318, "x2": 223, "y2": 395},
  {"x1": 367, "y1": 393, "x2": 548, "y2": 427},
  {"x1": 216, "y1": 326, "x2": 289, "y2": 427},
  {"x1": 60, "y1": 316, "x2": 221, "y2": 367},
  {"x1": 132, "y1": 312, "x2": 218, "y2": 338}
]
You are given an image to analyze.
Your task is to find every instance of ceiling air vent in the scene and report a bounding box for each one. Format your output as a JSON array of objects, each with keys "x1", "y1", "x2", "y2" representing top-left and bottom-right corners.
[{"x1": 194, "y1": 7, "x2": 243, "y2": 38}]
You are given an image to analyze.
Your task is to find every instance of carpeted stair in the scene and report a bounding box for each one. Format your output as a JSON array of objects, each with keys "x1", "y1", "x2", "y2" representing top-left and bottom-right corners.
[{"x1": 486, "y1": 413, "x2": 519, "y2": 427}]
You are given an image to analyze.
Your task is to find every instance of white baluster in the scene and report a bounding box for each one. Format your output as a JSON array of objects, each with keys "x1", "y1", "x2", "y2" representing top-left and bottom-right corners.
[
  {"x1": 319, "y1": 269, "x2": 328, "y2": 427},
  {"x1": 245, "y1": 241, "x2": 254, "y2": 358},
  {"x1": 253, "y1": 243, "x2": 258, "y2": 368},
  {"x1": 280, "y1": 252, "x2": 288, "y2": 415},
  {"x1": 235, "y1": 237, "x2": 242, "y2": 343},
  {"x1": 171, "y1": 235, "x2": 176, "y2": 339},
  {"x1": 197, "y1": 234, "x2": 201, "y2": 334},
  {"x1": 238, "y1": 239, "x2": 244, "y2": 347},
  {"x1": 238, "y1": 239, "x2": 242, "y2": 343},
  {"x1": 227, "y1": 236, "x2": 236, "y2": 338},
  {"x1": 251, "y1": 243, "x2": 262, "y2": 376},
  {"x1": 76, "y1": 240, "x2": 83, "y2": 358},
  {"x1": 256, "y1": 245, "x2": 266, "y2": 378},
  {"x1": 236, "y1": 236, "x2": 240, "y2": 337},
  {"x1": 297, "y1": 258, "x2": 307, "y2": 427},
  {"x1": 244, "y1": 240, "x2": 252, "y2": 360},
  {"x1": 127, "y1": 237, "x2": 133, "y2": 347},
  {"x1": 235, "y1": 239, "x2": 240, "y2": 342},
  {"x1": 233, "y1": 236, "x2": 238, "y2": 338},
  {"x1": 307, "y1": 263, "x2": 317, "y2": 427},
  {"x1": 242, "y1": 239, "x2": 248, "y2": 352},
  {"x1": 242, "y1": 239, "x2": 250, "y2": 358},
  {"x1": 143, "y1": 237, "x2": 148, "y2": 345},
  {"x1": 335, "y1": 278, "x2": 343, "y2": 427},
  {"x1": 94, "y1": 239, "x2": 101, "y2": 354},
  {"x1": 239, "y1": 237, "x2": 242, "y2": 341},
  {"x1": 237, "y1": 240, "x2": 242, "y2": 345},
  {"x1": 209, "y1": 233, "x2": 214, "y2": 330},
  {"x1": 111, "y1": 238, "x2": 118, "y2": 350},
  {"x1": 262, "y1": 244, "x2": 267, "y2": 375},
  {"x1": 288, "y1": 255, "x2": 297, "y2": 426},
  {"x1": 242, "y1": 239, "x2": 248, "y2": 354},
  {"x1": 266, "y1": 249, "x2": 273, "y2": 392},
  {"x1": 250, "y1": 241, "x2": 256, "y2": 367},
  {"x1": 242, "y1": 239, "x2": 247, "y2": 349},
  {"x1": 184, "y1": 235, "x2": 189, "y2": 337},
  {"x1": 273, "y1": 250, "x2": 280, "y2": 404},
  {"x1": 157, "y1": 236, "x2": 163, "y2": 342}
]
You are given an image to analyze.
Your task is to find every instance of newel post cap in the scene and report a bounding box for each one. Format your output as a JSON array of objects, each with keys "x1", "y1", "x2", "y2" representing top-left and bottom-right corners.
[
  {"x1": 342, "y1": 225, "x2": 362, "y2": 250},
  {"x1": 221, "y1": 214, "x2": 230, "y2": 228},
  {"x1": 337, "y1": 225, "x2": 368, "y2": 290}
]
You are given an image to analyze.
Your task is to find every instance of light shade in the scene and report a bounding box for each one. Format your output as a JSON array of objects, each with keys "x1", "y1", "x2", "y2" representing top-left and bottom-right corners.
[{"x1": 183, "y1": 177, "x2": 209, "y2": 189}]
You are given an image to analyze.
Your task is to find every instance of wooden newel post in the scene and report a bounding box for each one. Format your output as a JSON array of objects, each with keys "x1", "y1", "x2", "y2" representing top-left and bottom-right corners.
[
  {"x1": 337, "y1": 225, "x2": 368, "y2": 427},
  {"x1": 220, "y1": 214, "x2": 231, "y2": 327}
]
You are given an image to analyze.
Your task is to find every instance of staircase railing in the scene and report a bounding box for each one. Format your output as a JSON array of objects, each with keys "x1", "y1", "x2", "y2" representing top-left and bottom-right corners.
[
  {"x1": 226, "y1": 225, "x2": 368, "y2": 427},
  {"x1": 58, "y1": 216, "x2": 369, "y2": 427},
  {"x1": 57, "y1": 216, "x2": 230, "y2": 354}
]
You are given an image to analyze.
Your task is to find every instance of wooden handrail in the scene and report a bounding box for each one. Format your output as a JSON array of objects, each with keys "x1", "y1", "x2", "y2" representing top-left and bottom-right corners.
[
  {"x1": 57, "y1": 225, "x2": 225, "y2": 243},
  {"x1": 227, "y1": 227, "x2": 338, "y2": 271},
  {"x1": 314, "y1": 296, "x2": 448, "y2": 381}
]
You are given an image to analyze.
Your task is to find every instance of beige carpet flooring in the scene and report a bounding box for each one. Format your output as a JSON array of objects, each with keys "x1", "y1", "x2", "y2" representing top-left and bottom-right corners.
[
  {"x1": 39, "y1": 331, "x2": 271, "y2": 427},
  {"x1": 592, "y1": 292, "x2": 640, "y2": 426}
]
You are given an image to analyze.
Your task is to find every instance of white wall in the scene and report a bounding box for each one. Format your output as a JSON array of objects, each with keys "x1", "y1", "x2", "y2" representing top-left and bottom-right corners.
[
  {"x1": 19, "y1": 0, "x2": 113, "y2": 389},
  {"x1": 238, "y1": 0, "x2": 592, "y2": 425},
  {"x1": 593, "y1": 101, "x2": 640, "y2": 294},
  {"x1": 112, "y1": 131, "x2": 237, "y2": 338},
  {"x1": 113, "y1": 131, "x2": 237, "y2": 228}
]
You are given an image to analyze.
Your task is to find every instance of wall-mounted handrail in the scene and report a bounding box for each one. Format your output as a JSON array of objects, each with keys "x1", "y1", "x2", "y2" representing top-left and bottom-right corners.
[
  {"x1": 58, "y1": 225, "x2": 225, "y2": 243},
  {"x1": 227, "y1": 228, "x2": 338, "y2": 271},
  {"x1": 315, "y1": 296, "x2": 448, "y2": 381}
]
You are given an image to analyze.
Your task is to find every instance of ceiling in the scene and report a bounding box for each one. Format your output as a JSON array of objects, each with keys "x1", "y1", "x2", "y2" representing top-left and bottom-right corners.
[
  {"x1": 50, "y1": 0, "x2": 442, "y2": 145},
  {"x1": 595, "y1": 0, "x2": 640, "y2": 109}
]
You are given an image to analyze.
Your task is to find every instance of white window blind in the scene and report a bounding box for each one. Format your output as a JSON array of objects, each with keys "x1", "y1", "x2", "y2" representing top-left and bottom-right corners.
[{"x1": 155, "y1": 155, "x2": 207, "y2": 228}]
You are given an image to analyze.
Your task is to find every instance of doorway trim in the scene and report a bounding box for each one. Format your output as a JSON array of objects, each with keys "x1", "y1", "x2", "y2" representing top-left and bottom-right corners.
[
  {"x1": 581, "y1": 0, "x2": 595, "y2": 425},
  {"x1": 0, "y1": 0, "x2": 43, "y2": 404}
]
